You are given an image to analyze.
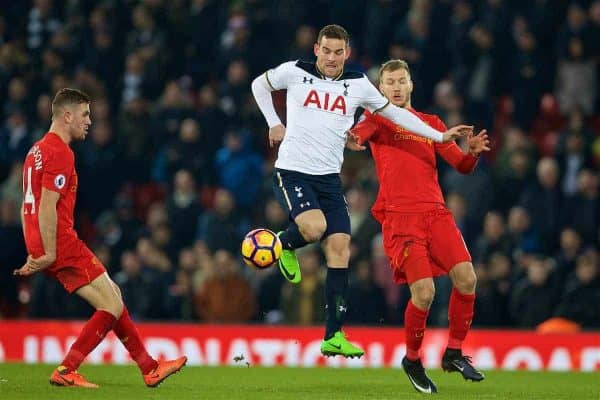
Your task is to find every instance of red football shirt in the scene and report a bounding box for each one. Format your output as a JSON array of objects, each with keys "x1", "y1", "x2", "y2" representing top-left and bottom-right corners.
[
  {"x1": 352, "y1": 109, "x2": 478, "y2": 218},
  {"x1": 22, "y1": 132, "x2": 79, "y2": 259}
]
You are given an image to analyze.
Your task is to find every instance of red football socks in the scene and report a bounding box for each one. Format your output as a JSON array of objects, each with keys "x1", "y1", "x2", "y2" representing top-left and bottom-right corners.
[
  {"x1": 447, "y1": 288, "x2": 475, "y2": 350},
  {"x1": 404, "y1": 300, "x2": 429, "y2": 361},
  {"x1": 61, "y1": 310, "x2": 116, "y2": 372},
  {"x1": 113, "y1": 307, "x2": 158, "y2": 375}
]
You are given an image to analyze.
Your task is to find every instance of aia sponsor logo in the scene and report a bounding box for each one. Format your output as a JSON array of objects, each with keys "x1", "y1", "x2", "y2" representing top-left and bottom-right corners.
[{"x1": 303, "y1": 90, "x2": 346, "y2": 115}]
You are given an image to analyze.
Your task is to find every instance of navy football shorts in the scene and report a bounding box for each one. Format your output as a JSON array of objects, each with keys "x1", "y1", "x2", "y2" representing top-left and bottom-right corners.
[{"x1": 273, "y1": 168, "x2": 351, "y2": 237}]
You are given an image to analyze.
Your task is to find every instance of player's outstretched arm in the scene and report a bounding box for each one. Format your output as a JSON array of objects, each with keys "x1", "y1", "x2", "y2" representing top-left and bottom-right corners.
[
  {"x1": 378, "y1": 104, "x2": 470, "y2": 143},
  {"x1": 467, "y1": 129, "x2": 490, "y2": 156},
  {"x1": 251, "y1": 74, "x2": 286, "y2": 147},
  {"x1": 14, "y1": 188, "x2": 59, "y2": 276}
]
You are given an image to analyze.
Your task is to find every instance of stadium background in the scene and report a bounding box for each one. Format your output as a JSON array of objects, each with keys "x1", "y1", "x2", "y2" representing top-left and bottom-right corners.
[{"x1": 0, "y1": 0, "x2": 599, "y2": 370}]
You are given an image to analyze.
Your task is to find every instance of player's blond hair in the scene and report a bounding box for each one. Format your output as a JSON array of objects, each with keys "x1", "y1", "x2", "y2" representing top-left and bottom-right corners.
[
  {"x1": 51, "y1": 88, "x2": 90, "y2": 118},
  {"x1": 379, "y1": 59, "x2": 411, "y2": 80},
  {"x1": 317, "y1": 24, "x2": 349, "y2": 45}
]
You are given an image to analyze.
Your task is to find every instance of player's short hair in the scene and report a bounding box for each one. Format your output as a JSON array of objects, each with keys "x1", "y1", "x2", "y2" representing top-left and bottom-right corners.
[
  {"x1": 379, "y1": 59, "x2": 411, "y2": 79},
  {"x1": 51, "y1": 88, "x2": 90, "y2": 117},
  {"x1": 317, "y1": 24, "x2": 349, "y2": 45}
]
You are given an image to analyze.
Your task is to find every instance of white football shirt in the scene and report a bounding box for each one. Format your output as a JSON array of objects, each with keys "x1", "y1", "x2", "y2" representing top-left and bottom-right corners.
[{"x1": 265, "y1": 60, "x2": 388, "y2": 175}]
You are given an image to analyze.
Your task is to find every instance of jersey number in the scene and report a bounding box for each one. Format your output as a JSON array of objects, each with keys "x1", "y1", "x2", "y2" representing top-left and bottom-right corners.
[{"x1": 23, "y1": 166, "x2": 36, "y2": 214}]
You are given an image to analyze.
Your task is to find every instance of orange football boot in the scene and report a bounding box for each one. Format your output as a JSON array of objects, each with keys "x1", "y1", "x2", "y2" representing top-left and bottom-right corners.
[
  {"x1": 49, "y1": 366, "x2": 99, "y2": 388},
  {"x1": 143, "y1": 356, "x2": 187, "y2": 387}
]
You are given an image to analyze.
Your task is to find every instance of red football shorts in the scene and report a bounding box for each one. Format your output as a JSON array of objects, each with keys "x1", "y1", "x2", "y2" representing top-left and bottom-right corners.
[
  {"x1": 43, "y1": 240, "x2": 107, "y2": 293},
  {"x1": 381, "y1": 207, "x2": 471, "y2": 285}
]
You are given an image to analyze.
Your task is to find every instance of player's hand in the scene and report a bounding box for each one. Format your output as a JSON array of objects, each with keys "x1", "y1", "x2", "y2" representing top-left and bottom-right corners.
[
  {"x1": 442, "y1": 125, "x2": 473, "y2": 143},
  {"x1": 269, "y1": 124, "x2": 286, "y2": 147},
  {"x1": 13, "y1": 254, "x2": 56, "y2": 276},
  {"x1": 467, "y1": 129, "x2": 491, "y2": 156},
  {"x1": 346, "y1": 129, "x2": 366, "y2": 151}
]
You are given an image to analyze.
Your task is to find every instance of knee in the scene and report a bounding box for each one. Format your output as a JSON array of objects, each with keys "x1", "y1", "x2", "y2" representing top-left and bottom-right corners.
[
  {"x1": 299, "y1": 219, "x2": 327, "y2": 242},
  {"x1": 411, "y1": 281, "x2": 435, "y2": 309},
  {"x1": 326, "y1": 240, "x2": 350, "y2": 262},
  {"x1": 453, "y1": 263, "x2": 477, "y2": 293},
  {"x1": 105, "y1": 283, "x2": 124, "y2": 318},
  {"x1": 106, "y1": 299, "x2": 124, "y2": 319}
]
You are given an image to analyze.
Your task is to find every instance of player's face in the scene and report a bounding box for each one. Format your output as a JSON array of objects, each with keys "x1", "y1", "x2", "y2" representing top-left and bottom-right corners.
[
  {"x1": 314, "y1": 37, "x2": 350, "y2": 78},
  {"x1": 67, "y1": 103, "x2": 91, "y2": 141},
  {"x1": 379, "y1": 68, "x2": 413, "y2": 108}
]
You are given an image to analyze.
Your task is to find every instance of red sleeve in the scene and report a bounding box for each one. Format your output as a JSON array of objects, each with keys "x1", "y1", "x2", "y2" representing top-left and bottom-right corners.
[
  {"x1": 433, "y1": 116, "x2": 479, "y2": 174},
  {"x1": 41, "y1": 149, "x2": 72, "y2": 196},
  {"x1": 351, "y1": 111, "x2": 382, "y2": 145}
]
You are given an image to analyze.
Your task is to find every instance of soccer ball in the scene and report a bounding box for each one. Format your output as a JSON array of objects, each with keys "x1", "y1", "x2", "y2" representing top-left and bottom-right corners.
[{"x1": 241, "y1": 228, "x2": 282, "y2": 268}]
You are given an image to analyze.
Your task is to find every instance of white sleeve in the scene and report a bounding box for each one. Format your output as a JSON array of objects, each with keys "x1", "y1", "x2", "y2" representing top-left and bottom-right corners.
[
  {"x1": 378, "y1": 105, "x2": 444, "y2": 142},
  {"x1": 264, "y1": 61, "x2": 296, "y2": 90},
  {"x1": 251, "y1": 74, "x2": 282, "y2": 128},
  {"x1": 359, "y1": 76, "x2": 444, "y2": 142}
]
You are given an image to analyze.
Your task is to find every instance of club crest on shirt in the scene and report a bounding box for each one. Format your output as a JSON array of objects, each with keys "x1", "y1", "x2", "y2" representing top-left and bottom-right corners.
[{"x1": 54, "y1": 174, "x2": 66, "y2": 189}]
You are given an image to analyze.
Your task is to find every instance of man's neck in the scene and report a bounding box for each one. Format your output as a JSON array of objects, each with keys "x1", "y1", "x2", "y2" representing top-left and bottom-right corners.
[{"x1": 48, "y1": 124, "x2": 71, "y2": 144}]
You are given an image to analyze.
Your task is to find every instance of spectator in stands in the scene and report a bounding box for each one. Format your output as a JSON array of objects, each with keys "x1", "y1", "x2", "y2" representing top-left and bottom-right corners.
[
  {"x1": 563, "y1": 169, "x2": 600, "y2": 245},
  {"x1": 281, "y1": 247, "x2": 325, "y2": 325},
  {"x1": 114, "y1": 250, "x2": 167, "y2": 320},
  {"x1": 474, "y1": 252, "x2": 512, "y2": 327},
  {"x1": 194, "y1": 249, "x2": 256, "y2": 322},
  {"x1": 509, "y1": 256, "x2": 559, "y2": 327},
  {"x1": 473, "y1": 211, "x2": 512, "y2": 263},
  {"x1": 347, "y1": 186, "x2": 380, "y2": 263},
  {"x1": 0, "y1": 200, "x2": 25, "y2": 317},
  {"x1": 520, "y1": 158, "x2": 563, "y2": 252},
  {"x1": 347, "y1": 260, "x2": 387, "y2": 325},
  {"x1": 554, "y1": 250, "x2": 600, "y2": 328},
  {"x1": 555, "y1": 228, "x2": 583, "y2": 281},
  {"x1": 167, "y1": 169, "x2": 202, "y2": 250},
  {"x1": 507, "y1": 206, "x2": 541, "y2": 257},
  {"x1": 214, "y1": 129, "x2": 263, "y2": 212},
  {"x1": 196, "y1": 188, "x2": 249, "y2": 254}
]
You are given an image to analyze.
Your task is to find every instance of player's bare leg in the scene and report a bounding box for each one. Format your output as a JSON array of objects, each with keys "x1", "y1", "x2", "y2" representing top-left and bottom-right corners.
[
  {"x1": 402, "y1": 277, "x2": 437, "y2": 393},
  {"x1": 443, "y1": 262, "x2": 484, "y2": 381},
  {"x1": 279, "y1": 209, "x2": 327, "y2": 283},
  {"x1": 109, "y1": 282, "x2": 187, "y2": 387},
  {"x1": 50, "y1": 273, "x2": 123, "y2": 388},
  {"x1": 320, "y1": 233, "x2": 364, "y2": 358}
]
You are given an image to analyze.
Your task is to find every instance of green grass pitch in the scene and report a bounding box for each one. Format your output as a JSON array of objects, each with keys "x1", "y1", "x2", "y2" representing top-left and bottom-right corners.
[{"x1": 0, "y1": 363, "x2": 598, "y2": 400}]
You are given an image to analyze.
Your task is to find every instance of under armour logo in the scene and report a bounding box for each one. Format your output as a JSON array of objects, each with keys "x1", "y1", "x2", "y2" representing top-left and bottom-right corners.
[
  {"x1": 303, "y1": 76, "x2": 313, "y2": 84},
  {"x1": 343, "y1": 82, "x2": 349, "y2": 96},
  {"x1": 338, "y1": 305, "x2": 347, "y2": 313},
  {"x1": 299, "y1": 201, "x2": 311, "y2": 208},
  {"x1": 294, "y1": 186, "x2": 303, "y2": 198}
]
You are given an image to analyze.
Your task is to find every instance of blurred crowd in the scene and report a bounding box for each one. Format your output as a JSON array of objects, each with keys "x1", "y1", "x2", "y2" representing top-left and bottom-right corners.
[{"x1": 1, "y1": 0, "x2": 599, "y2": 330}]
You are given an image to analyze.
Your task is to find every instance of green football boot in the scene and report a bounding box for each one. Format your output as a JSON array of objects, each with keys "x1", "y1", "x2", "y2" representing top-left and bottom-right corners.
[
  {"x1": 277, "y1": 232, "x2": 301, "y2": 284},
  {"x1": 320, "y1": 331, "x2": 364, "y2": 359}
]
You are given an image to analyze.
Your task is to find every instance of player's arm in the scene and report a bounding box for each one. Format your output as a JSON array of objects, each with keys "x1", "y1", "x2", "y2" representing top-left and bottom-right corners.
[
  {"x1": 359, "y1": 77, "x2": 470, "y2": 143},
  {"x1": 251, "y1": 61, "x2": 294, "y2": 147},
  {"x1": 377, "y1": 104, "x2": 472, "y2": 143},
  {"x1": 346, "y1": 111, "x2": 380, "y2": 150},
  {"x1": 20, "y1": 203, "x2": 26, "y2": 239},
  {"x1": 14, "y1": 188, "x2": 59, "y2": 276},
  {"x1": 37, "y1": 187, "x2": 59, "y2": 263},
  {"x1": 435, "y1": 117, "x2": 490, "y2": 173},
  {"x1": 348, "y1": 111, "x2": 379, "y2": 145}
]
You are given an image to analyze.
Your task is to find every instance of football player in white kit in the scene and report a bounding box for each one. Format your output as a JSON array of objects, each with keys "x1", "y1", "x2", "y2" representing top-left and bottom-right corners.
[{"x1": 251, "y1": 24, "x2": 470, "y2": 358}]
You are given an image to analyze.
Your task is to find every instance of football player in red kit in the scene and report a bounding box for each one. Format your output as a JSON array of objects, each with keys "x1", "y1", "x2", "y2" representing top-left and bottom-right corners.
[
  {"x1": 349, "y1": 60, "x2": 490, "y2": 393},
  {"x1": 14, "y1": 88, "x2": 186, "y2": 388}
]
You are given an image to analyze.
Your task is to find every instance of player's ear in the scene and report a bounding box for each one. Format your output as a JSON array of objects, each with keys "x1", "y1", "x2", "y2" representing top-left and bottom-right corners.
[
  {"x1": 63, "y1": 108, "x2": 72, "y2": 123},
  {"x1": 313, "y1": 43, "x2": 319, "y2": 57},
  {"x1": 344, "y1": 45, "x2": 351, "y2": 60}
]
